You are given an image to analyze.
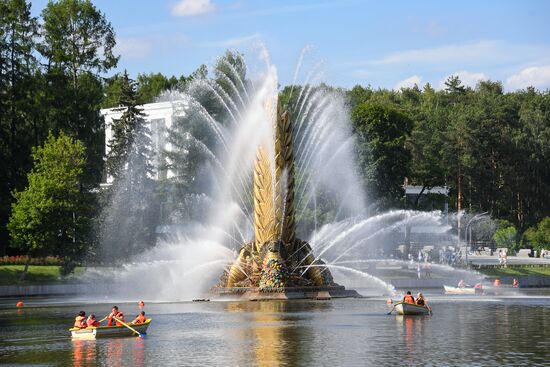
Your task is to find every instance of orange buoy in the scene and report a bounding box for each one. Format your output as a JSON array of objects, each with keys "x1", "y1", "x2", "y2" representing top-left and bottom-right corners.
[
  {"x1": 16, "y1": 301, "x2": 24, "y2": 308},
  {"x1": 386, "y1": 298, "x2": 393, "y2": 305},
  {"x1": 138, "y1": 300, "x2": 145, "y2": 308}
]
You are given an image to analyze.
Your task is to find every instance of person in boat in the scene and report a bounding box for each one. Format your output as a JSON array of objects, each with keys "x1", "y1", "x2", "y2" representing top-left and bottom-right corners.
[
  {"x1": 86, "y1": 314, "x2": 100, "y2": 327},
  {"x1": 107, "y1": 306, "x2": 125, "y2": 326},
  {"x1": 131, "y1": 311, "x2": 147, "y2": 325},
  {"x1": 493, "y1": 278, "x2": 501, "y2": 287},
  {"x1": 474, "y1": 282, "x2": 483, "y2": 295},
  {"x1": 458, "y1": 279, "x2": 466, "y2": 288},
  {"x1": 74, "y1": 311, "x2": 87, "y2": 329},
  {"x1": 513, "y1": 278, "x2": 519, "y2": 288},
  {"x1": 415, "y1": 292, "x2": 426, "y2": 306},
  {"x1": 403, "y1": 291, "x2": 415, "y2": 304}
]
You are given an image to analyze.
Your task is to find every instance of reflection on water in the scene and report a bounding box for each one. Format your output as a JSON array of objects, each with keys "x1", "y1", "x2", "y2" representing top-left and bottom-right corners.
[
  {"x1": 72, "y1": 340, "x2": 97, "y2": 367},
  {"x1": 1, "y1": 295, "x2": 549, "y2": 366},
  {"x1": 224, "y1": 301, "x2": 331, "y2": 366}
]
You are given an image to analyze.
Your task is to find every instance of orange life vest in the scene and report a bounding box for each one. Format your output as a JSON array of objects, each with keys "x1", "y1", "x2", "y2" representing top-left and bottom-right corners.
[
  {"x1": 474, "y1": 283, "x2": 483, "y2": 289},
  {"x1": 74, "y1": 316, "x2": 86, "y2": 329},
  {"x1": 107, "y1": 311, "x2": 125, "y2": 326},
  {"x1": 403, "y1": 294, "x2": 415, "y2": 304},
  {"x1": 114, "y1": 312, "x2": 125, "y2": 326},
  {"x1": 132, "y1": 314, "x2": 146, "y2": 324},
  {"x1": 87, "y1": 318, "x2": 100, "y2": 327}
]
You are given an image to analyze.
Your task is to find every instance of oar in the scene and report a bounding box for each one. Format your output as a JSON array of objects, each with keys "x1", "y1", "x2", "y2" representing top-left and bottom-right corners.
[
  {"x1": 114, "y1": 316, "x2": 145, "y2": 337},
  {"x1": 387, "y1": 306, "x2": 396, "y2": 315},
  {"x1": 98, "y1": 315, "x2": 109, "y2": 323}
]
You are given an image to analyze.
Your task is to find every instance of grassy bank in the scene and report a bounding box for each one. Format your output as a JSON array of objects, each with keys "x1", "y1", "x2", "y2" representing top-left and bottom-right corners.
[
  {"x1": 0, "y1": 265, "x2": 84, "y2": 286},
  {"x1": 476, "y1": 265, "x2": 550, "y2": 277}
]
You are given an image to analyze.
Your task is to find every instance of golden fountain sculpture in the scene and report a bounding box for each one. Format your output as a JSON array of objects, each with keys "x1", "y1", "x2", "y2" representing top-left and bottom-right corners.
[{"x1": 214, "y1": 100, "x2": 361, "y2": 299}]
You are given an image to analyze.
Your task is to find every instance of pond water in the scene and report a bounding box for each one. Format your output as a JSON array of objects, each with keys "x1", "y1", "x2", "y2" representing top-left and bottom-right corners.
[{"x1": 0, "y1": 291, "x2": 549, "y2": 366}]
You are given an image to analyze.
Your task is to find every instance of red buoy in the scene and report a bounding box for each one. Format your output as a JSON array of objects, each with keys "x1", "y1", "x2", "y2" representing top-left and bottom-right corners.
[{"x1": 16, "y1": 301, "x2": 24, "y2": 308}]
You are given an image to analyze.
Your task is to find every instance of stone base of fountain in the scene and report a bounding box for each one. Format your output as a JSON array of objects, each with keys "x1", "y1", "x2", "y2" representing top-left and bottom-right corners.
[{"x1": 210, "y1": 285, "x2": 361, "y2": 300}]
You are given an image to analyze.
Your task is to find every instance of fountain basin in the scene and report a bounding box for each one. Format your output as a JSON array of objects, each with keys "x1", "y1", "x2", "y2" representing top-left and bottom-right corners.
[{"x1": 211, "y1": 285, "x2": 361, "y2": 300}]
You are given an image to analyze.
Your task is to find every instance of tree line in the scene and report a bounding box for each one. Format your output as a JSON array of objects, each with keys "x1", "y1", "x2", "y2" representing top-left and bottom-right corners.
[{"x1": 1, "y1": 0, "x2": 548, "y2": 274}]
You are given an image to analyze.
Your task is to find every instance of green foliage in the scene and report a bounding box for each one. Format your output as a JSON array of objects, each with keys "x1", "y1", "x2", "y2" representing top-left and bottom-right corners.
[
  {"x1": 103, "y1": 72, "x2": 189, "y2": 108},
  {"x1": 39, "y1": 0, "x2": 118, "y2": 186},
  {"x1": 351, "y1": 102, "x2": 413, "y2": 208},
  {"x1": 162, "y1": 52, "x2": 243, "y2": 222},
  {"x1": 136, "y1": 72, "x2": 185, "y2": 104},
  {"x1": 100, "y1": 71, "x2": 158, "y2": 262},
  {"x1": 492, "y1": 220, "x2": 518, "y2": 250},
  {"x1": 0, "y1": 0, "x2": 41, "y2": 254},
  {"x1": 39, "y1": 0, "x2": 117, "y2": 75},
  {"x1": 523, "y1": 217, "x2": 550, "y2": 250},
  {"x1": 0, "y1": 265, "x2": 85, "y2": 285},
  {"x1": 7, "y1": 132, "x2": 92, "y2": 273},
  {"x1": 106, "y1": 71, "x2": 152, "y2": 179}
]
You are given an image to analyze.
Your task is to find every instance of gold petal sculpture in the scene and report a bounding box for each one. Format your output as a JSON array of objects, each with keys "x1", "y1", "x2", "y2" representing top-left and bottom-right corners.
[{"x1": 215, "y1": 98, "x2": 358, "y2": 299}]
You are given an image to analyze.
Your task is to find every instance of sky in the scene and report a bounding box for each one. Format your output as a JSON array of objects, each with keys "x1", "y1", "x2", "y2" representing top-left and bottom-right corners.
[{"x1": 30, "y1": 0, "x2": 550, "y2": 90}]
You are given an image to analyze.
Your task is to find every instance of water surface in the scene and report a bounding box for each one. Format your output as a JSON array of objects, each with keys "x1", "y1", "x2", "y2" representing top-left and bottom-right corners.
[{"x1": 0, "y1": 292, "x2": 549, "y2": 366}]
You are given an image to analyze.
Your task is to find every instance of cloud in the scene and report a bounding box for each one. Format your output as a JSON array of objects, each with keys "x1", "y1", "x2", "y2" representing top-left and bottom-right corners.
[
  {"x1": 171, "y1": 0, "x2": 215, "y2": 17},
  {"x1": 115, "y1": 38, "x2": 152, "y2": 59},
  {"x1": 438, "y1": 71, "x2": 488, "y2": 89},
  {"x1": 395, "y1": 75, "x2": 422, "y2": 90},
  {"x1": 372, "y1": 40, "x2": 500, "y2": 66},
  {"x1": 506, "y1": 65, "x2": 550, "y2": 90}
]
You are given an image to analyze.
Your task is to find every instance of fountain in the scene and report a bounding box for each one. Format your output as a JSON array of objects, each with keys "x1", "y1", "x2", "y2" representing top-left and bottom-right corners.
[
  {"x1": 93, "y1": 49, "x2": 468, "y2": 302},
  {"x1": 211, "y1": 99, "x2": 359, "y2": 299}
]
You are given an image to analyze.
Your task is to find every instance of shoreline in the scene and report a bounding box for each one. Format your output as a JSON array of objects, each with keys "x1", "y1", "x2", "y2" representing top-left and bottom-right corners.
[{"x1": 2, "y1": 274, "x2": 550, "y2": 297}]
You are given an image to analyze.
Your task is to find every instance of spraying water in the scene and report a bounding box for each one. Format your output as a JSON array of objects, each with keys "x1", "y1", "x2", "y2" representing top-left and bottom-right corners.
[{"x1": 92, "y1": 47, "x2": 466, "y2": 301}]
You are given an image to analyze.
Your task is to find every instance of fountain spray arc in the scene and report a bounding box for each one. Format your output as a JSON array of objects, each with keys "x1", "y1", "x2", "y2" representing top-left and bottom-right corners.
[{"x1": 213, "y1": 99, "x2": 359, "y2": 299}]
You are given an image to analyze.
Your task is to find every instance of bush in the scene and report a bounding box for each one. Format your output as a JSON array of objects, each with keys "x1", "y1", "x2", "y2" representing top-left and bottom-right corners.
[
  {"x1": 524, "y1": 217, "x2": 550, "y2": 251},
  {"x1": 493, "y1": 221, "x2": 518, "y2": 252}
]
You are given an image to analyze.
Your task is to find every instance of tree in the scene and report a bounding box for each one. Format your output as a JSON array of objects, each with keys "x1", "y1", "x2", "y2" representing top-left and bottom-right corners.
[
  {"x1": 136, "y1": 72, "x2": 184, "y2": 104},
  {"x1": 351, "y1": 102, "x2": 413, "y2": 208},
  {"x1": 0, "y1": 0, "x2": 41, "y2": 254},
  {"x1": 105, "y1": 71, "x2": 151, "y2": 179},
  {"x1": 7, "y1": 132, "x2": 91, "y2": 277},
  {"x1": 523, "y1": 217, "x2": 550, "y2": 251},
  {"x1": 39, "y1": 0, "x2": 118, "y2": 186},
  {"x1": 492, "y1": 220, "x2": 518, "y2": 251},
  {"x1": 100, "y1": 71, "x2": 157, "y2": 262}
]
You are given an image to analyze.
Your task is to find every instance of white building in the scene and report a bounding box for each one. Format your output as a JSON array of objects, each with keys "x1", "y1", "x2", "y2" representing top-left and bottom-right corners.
[{"x1": 100, "y1": 101, "x2": 179, "y2": 183}]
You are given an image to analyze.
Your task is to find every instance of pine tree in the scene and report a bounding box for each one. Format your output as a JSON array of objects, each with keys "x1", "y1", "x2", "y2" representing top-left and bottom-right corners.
[
  {"x1": 106, "y1": 71, "x2": 153, "y2": 180},
  {"x1": 100, "y1": 71, "x2": 157, "y2": 262},
  {"x1": 0, "y1": 0, "x2": 39, "y2": 254}
]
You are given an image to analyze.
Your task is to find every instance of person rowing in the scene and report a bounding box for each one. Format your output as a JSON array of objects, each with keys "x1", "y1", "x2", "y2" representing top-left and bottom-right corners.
[
  {"x1": 403, "y1": 291, "x2": 415, "y2": 304},
  {"x1": 107, "y1": 306, "x2": 125, "y2": 326}
]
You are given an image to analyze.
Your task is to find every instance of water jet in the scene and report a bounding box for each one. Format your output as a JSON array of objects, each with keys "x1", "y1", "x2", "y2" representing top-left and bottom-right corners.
[{"x1": 211, "y1": 100, "x2": 359, "y2": 300}]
